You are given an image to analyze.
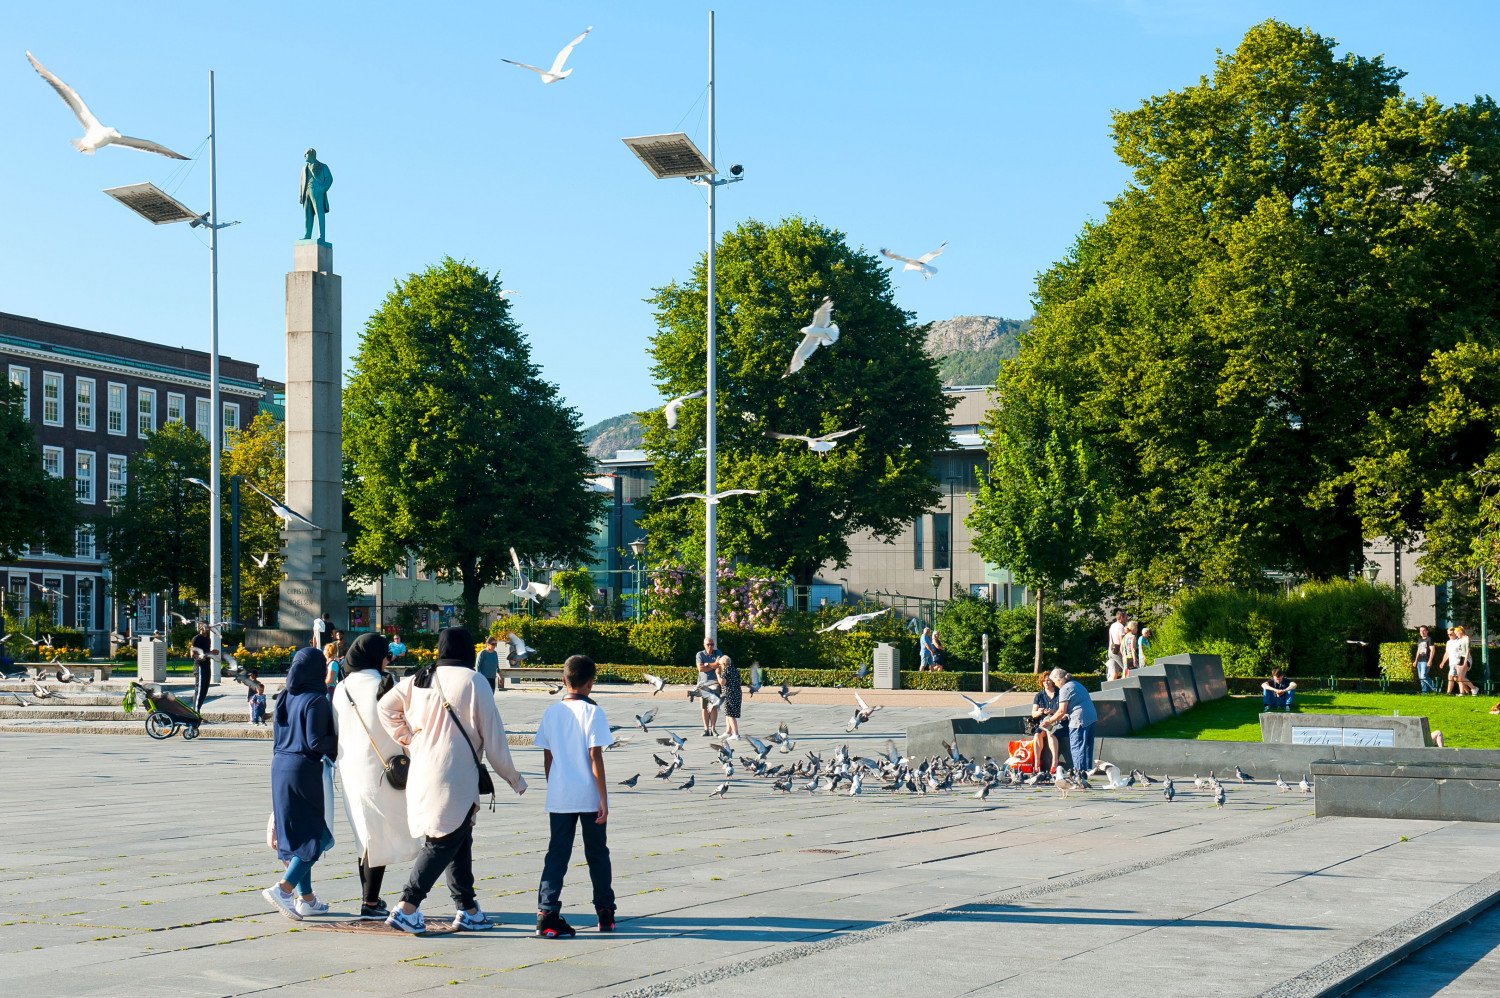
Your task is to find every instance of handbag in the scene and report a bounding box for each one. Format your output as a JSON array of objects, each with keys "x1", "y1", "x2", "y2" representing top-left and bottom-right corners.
[
  {"x1": 343, "y1": 684, "x2": 409, "y2": 790},
  {"x1": 438, "y1": 674, "x2": 496, "y2": 810}
]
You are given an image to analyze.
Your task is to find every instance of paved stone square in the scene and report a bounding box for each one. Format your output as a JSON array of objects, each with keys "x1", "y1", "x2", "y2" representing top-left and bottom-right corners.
[{"x1": 1, "y1": 687, "x2": 1496, "y2": 996}]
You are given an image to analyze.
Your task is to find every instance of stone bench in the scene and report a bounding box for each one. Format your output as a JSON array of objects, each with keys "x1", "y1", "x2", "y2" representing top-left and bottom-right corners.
[
  {"x1": 1262, "y1": 712, "x2": 1432, "y2": 748},
  {"x1": 1313, "y1": 759, "x2": 1500, "y2": 823}
]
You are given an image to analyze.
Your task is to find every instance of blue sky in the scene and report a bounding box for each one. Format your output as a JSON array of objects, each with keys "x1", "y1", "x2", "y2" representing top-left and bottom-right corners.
[{"x1": 4, "y1": 1, "x2": 1499, "y2": 426}]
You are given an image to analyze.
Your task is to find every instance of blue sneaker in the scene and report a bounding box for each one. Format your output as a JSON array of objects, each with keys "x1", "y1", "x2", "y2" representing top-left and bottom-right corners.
[
  {"x1": 386, "y1": 908, "x2": 425, "y2": 934},
  {"x1": 453, "y1": 908, "x2": 493, "y2": 931}
]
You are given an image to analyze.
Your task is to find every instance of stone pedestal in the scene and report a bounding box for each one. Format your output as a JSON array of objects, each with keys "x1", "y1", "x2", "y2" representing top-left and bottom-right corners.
[{"x1": 278, "y1": 240, "x2": 347, "y2": 633}]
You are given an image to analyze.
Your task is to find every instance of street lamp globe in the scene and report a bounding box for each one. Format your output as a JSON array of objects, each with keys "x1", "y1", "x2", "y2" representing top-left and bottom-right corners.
[{"x1": 1362, "y1": 561, "x2": 1381, "y2": 584}]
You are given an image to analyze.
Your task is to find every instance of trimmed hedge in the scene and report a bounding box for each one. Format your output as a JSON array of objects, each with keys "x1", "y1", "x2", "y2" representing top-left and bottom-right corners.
[
  {"x1": 586, "y1": 665, "x2": 1101, "y2": 694},
  {"x1": 936, "y1": 596, "x2": 1104, "y2": 674}
]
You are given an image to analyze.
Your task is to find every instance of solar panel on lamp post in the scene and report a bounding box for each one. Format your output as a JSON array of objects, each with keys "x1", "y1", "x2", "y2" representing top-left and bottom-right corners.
[
  {"x1": 104, "y1": 72, "x2": 236, "y2": 676},
  {"x1": 621, "y1": 10, "x2": 742, "y2": 644}
]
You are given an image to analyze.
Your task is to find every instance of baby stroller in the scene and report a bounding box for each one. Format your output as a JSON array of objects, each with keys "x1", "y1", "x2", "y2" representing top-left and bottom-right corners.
[{"x1": 124, "y1": 681, "x2": 204, "y2": 740}]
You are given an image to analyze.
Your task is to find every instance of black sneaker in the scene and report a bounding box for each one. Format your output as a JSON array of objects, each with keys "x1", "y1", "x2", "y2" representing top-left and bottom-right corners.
[
  {"x1": 595, "y1": 905, "x2": 616, "y2": 932},
  {"x1": 360, "y1": 900, "x2": 389, "y2": 921},
  {"x1": 537, "y1": 911, "x2": 576, "y2": 939}
]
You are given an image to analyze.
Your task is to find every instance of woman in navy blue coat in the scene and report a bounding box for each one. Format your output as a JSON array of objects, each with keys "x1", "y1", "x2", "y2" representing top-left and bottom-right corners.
[{"x1": 263, "y1": 646, "x2": 339, "y2": 920}]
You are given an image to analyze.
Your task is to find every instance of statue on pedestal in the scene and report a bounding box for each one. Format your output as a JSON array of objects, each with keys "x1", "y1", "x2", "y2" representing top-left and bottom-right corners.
[{"x1": 299, "y1": 148, "x2": 332, "y2": 244}]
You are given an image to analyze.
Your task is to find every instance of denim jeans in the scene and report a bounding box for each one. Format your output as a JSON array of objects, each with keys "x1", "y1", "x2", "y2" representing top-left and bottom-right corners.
[
  {"x1": 1263, "y1": 689, "x2": 1294, "y2": 710},
  {"x1": 538, "y1": 812, "x2": 615, "y2": 913},
  {"x1": 400, "y1": 810, "x2": 476, "y2": 911},
  {"x1": 1417, "y1": 659, "x2": 1434, "y2": 693},
  {"x1": 1067, "y1": 723, "x2": 1095, "y2": 773}
]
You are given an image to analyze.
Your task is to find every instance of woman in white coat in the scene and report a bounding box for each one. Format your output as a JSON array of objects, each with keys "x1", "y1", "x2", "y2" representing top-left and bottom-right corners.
[
  {"x1": 333, "y1": 632, "x2": 420, "y2": 920},
  {"x1": 379, "y1": 627, "x2": 527, "y2": 934}
]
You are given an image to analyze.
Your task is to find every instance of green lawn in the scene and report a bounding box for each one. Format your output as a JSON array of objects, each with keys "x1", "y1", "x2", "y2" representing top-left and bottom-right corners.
[{"x1": 1130, "y1": 691, "x2": 1500, "y2": 749}]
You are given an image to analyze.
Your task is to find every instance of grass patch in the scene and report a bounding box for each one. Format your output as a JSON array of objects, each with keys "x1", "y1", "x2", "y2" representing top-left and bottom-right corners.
[{"x1": 1130, "y1": 692, "x2": 1500, "y2": 748}]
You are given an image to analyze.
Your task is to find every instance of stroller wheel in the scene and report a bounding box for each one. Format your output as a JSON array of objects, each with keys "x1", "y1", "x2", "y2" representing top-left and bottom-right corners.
[
  {"x1": 182, "y1": 724, "x2": 201, "y2": 741},
  {"x1": 146, "y1": 712, "x2": 176, "y2": 740}
]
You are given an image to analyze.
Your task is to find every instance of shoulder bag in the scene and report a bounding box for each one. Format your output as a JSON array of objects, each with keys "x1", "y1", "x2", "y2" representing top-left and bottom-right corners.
[
  {"x1": 342, "y1": 684, "x2": 409, "y2": 790},
  {"x1": 437, "y1": 672, "x2": 496, "y2": 810}
]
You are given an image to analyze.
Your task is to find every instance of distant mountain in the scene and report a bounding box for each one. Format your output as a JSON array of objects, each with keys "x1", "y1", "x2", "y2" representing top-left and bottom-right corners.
[
  {"x1": 584, "y1": 411, "x2": 644, "y2": 459},
  {"x1": 923, "y1": 315, "x2": 1029, "y2": 386},
  {"x1": 584, "y1": 315, "x2": 1030, "y2": 460}
]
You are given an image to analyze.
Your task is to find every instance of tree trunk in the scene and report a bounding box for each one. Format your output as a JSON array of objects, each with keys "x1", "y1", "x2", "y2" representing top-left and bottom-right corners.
[
  {"x1": 1033, "y1": 586, "x2": 1044, "y2": 675},
  {"x1": 459, "y1": 560, "x2": 484, "y2": 635}
]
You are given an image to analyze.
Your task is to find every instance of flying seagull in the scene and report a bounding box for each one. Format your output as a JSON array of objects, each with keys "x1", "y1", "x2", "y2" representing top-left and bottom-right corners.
[
  {"x1": 26, "y1": 52, "x2": 189, "y2": 160},
  {"x1": 879, "y1": 241, "x2": 946, "y2": 278},
  {"x1": 818, "y1": 607, "x2": 891, "y2": 633},
  {"x1": 243, "y1": 481, "x2": 324, "y2": 531},
  {"x1": 509, "y1": 547, "x2": 553, "y2": 604},
  {"x1": 642, "y1": 672, "x2": 666, "y2": 696},
  {"x1": 252, "y1": 552, "x2": 272, "y2": 569},
  {"x1": 502, "y1": 26, "x2": 592, "y2": 84},
  {"x1": 767, "y1": 426, "x2": 863, "y2": 455},
  {"x1": 664, "y1": 489, "x2": 761, "y2": 505},
  {"x1": 635, "y1": 708, "x2": 657, "y2": 732},
  {"x1": 784, "y1": 297, "x2": 840, "y2": 376},
  {"x1": 504, "y1": 633, "x2": 538, "y2": 661},
  {"x1": 663, "y1": 390, "x2": 705, "y2": 430},
  {"x1": 845, "y1": 691, "x2": 882, "y2": 732},
  {"x1": 958, "y1": 693, "x2": 1005, "y2": 722}
]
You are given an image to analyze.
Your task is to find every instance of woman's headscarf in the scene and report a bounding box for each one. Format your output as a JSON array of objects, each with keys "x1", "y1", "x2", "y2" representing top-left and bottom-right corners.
[
  {"x1": 275, "y1": 646, "x2": 327, "y2": 727},
  {"x1": 344, "y1": 632, "x2": 389, "y2": 672},
  {"x1": 413, "y1": 626, "x2": 476, "y2": 687}
]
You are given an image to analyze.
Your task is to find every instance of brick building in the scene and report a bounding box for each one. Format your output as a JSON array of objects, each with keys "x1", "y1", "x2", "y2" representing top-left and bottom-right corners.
[{"x1": 1, "y1": 312, "x2": 271, "y2": 651}]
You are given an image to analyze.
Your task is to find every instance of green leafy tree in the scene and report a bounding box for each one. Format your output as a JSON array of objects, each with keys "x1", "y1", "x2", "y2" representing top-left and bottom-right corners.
[
  {"x1": 343, "y1": 258, "x2": 605, "y2": 630},
  {"x1": 222, "y1": 411, "x2": 285, "y2": 625},
  {"x1": 98, "y1": 422, "x2": 210, "y2": 612},
  {"x1": 641, "y1": 217, "x2": 953, "y2": 597},
  {"x1": 984, "y1": 20, "x2": 1500, "y2": 599},
  {"x1": 0, "y1": 382, "x2": 77, "y2": 562}
]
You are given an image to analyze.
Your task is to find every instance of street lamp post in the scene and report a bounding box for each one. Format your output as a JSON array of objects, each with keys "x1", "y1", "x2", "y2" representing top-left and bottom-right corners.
[
  {"x1": 628, "y1": 537, "x2": 647, "y2": 623},
  {"x1": 622, "y1": 10, "x2": 742, "y2": 644},
  {"x1": 931, "y1": 573, "x2": 942, "y2": 626}
]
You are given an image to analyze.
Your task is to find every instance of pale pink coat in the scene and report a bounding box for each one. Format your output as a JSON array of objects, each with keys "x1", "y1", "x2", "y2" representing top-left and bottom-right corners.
[{"x1": 379, "y1": 666, "x2": 527, "y2": 838}]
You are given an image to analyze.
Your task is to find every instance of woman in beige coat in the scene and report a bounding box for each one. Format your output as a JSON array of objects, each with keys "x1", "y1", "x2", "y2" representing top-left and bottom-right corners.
[{"x1": 379, "y1": 627, "x2": 526, "y2": 934}]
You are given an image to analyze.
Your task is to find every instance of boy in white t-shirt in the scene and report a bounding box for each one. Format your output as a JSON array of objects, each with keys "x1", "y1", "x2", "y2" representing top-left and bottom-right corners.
[{"x1": 533, "y1": 654, "x2": 616, "y2": 937}]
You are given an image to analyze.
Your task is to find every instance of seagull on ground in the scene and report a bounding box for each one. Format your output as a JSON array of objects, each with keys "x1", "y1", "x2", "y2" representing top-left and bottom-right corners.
[
  {"x1": 244, "y1": 482, "x2": 324, "y2": 531},
  {"x1": 767, "y1": 426, "x2": 863, "y2": 455},
  {"x1": 663, "y1": 390, "x2": 705, "y2": 430},
  {"x1": 618, "y1": 774, "x2": 640, "y2": 788},
  {"x1": 1163, "y1": 778, "x2": 1175, "y2": 802},
  {"x1": 1092, "y1": 761, "x2": 1131, "y2": 789},
  {"x1": 958, "y1": 693, "x2": 1005, "y2": 722},
  {"x1": 546, "y1": 682, "x2": 564, "y2": 695},
  {"x1": 664, "y1": 489, "x2": 761, "y2": 505},
  {"x1": 1234, "y1": 765, "x2": 1253, "y2": 784},
  {"x1": 657, "y1": 730, "x2": 687, "y2": 750},
  {"x1": 819, "y1": 607, "x2": 890, "y2": 634},
  {"x1": 1298, "y1": 775, "x2": 1313, "y2": 794},
  {"x1": 677, "y1": 774, "x2": 696, "y2": 791},
  {"x1": 26, "y1": 52, "x2": 189, "y2": 160},
  {"x1": 502, "y1": 26, "x2": 592, "y2": 84},
  {"x1": 1215, "y1": 784, "x2": 1227, "y2": 809},
  {"x1": 784, "y1": 297, "x2": 840, "y2": 376},
  {"x1": 508, "y1": 547, "x2": 553, "y2": 604},
  {"x1": 879, "y1": 242, "x2": 946, "y2": 278},
  {"x1": 1275, "y1": 774, "x2": 1289, "y2": 793},
  {"x1": 708, "y1": 781, "x2": 729, "y2": 799}
]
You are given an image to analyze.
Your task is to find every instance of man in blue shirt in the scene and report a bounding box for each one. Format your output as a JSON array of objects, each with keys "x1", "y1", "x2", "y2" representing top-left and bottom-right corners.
[{"x1": 1041, "y1": 668, "x2": 1097, "y2": 774}]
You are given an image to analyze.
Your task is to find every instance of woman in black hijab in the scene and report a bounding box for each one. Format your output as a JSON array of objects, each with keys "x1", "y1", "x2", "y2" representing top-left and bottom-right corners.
[{"x1": 264, "y1": 646, "x2": 339, "y2": 921}]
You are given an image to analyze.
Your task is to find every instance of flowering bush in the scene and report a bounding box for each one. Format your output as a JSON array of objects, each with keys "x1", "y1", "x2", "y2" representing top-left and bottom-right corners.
[{"x1": 648, "y1": 558, "x2": 785, "y2": 630}]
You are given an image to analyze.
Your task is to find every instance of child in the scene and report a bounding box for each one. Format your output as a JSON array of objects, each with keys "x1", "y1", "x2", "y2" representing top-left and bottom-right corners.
[
  {"x1": 533, "y1": 654, "x2": 616, "y2": 937},
  {"x1": 249, "y1": 682, "x2": 268, "y2": 725}
]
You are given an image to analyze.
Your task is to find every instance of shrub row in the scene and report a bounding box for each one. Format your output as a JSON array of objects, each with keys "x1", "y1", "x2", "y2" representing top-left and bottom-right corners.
[{"x1": 935, "y1": 596, "x2": 1106, "y2": 674}]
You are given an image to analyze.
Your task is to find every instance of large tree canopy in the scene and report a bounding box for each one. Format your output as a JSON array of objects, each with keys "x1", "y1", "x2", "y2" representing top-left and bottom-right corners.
[
  {"x1": 0, "y1": 382, "x2": 76, "y2": 562},
  {"x1": 640, "y1": 217, "x2": 953, "y2": 588},
  {"x1": 973, "y1": 19, "x2": 1500, "y2": 604},
  {"x1": 222, "y1": 411, "x2": 285, "y2": 624},
  {"x1": 343, "y1": 258, "x2": 604, "y2": 628}
]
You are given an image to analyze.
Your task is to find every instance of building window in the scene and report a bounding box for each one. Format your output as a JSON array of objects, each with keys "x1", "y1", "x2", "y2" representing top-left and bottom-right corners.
[
  {"x1": 7, "y1": 576, "x2": 28, "y2": 623},
  {"x1": 137, "y1": 388, "x2": 156, "y2": 438},
  {"x1": 42, "y1": 372, "x2": 63, "y2": 426},
  {"x1": 76, "y1": 526, "x2": 96, "y2": 559},
  {"x1": 932, "y1": 513, "x2": 951, "y2": 571},
  {"x1": 394, "y1": 555, "x2": 410, "y2": 580},
  {"x1": 76, "y1": 377, "x2": 95, "y2": 431},
  {"x1": 76, "y1": 577, "x2": 95, "y2": 629},
  {"x1": 75, "y1": 451, "x2": 95, "y2": 504},
  {"x1": 8, "y1": 365, "x2": 29, "y2": 418},
  {"x1": 41, "y1": 575, "x2": 63, "y2": 619},
  {"x1": 107, "y1": 383, "x2": 126, "y2": 435},
  {"x1": 107, "y1": 454, "x2": 128, "y2": 501},
  {"x1": 913, "y1": 517, "x2": 925, "y2": 571},
  {"x1": 195, "y1": 397, "x2": 211, "y2": 437},
  {"x1": 42, "y1": 445, "x2": 63, "y2": 479},
  {"x1": 166, "y1": 392, "x2": 185, "y2": 425},
  {"x1": 223, "y1": 402, "x2": 240, "y2": 434}
]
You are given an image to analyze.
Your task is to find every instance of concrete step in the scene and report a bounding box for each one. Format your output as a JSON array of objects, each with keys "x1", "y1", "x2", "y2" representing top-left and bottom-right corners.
[
  {"x1": 0, "y1": 705, "x2": 251, "y2": 722},
  {"x1": 0, "y1": 718, "x2": 271, "y2": 739}
]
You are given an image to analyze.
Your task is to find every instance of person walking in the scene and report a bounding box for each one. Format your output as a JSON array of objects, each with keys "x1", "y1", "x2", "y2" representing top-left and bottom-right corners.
[
  {"x1": 1041, "y1": 668, "x2": 1097, "y2": 775},
  {"x1": 1449, "y1": 626, "x2": 1477, "y2": 695},
  {"x1": 534, "y1": 654, "x2": 617, "y2": 938},
  {"x1": 189, "y1": 622, "x2": 216, "y2": 714},
  {"x1": 1121, "y1": 620, "x2": 1141, "y2": 677},
  {"x1": 333, "y1": 633, "x2": 420, "y2": 921},
  {"x1": 264, "y1": 647, "x2": 339, "y2": 921},
  {"x1": 1413, "y1": 625, "x2": 1436, "y2": 694},
  {"x1": 919, "y1": 627, "x2": 940, "y2": 672},
  {"x1": 1138, "y1": 626, "x2": 1154, "y2": 668},
  {"x1": 312, "y1": 612, "x2": 330, "y2": 650},
  {"x1": 476, "y1": 636, "x2": 500, "y2": 693},
  {"x1": 1106, "y1": 610, "x2": 1128, "y2": 681},
  {"x1": 379, "y1": 627, "x2": 527, "y2": 934},
  {"x1": 693, "y1": 637, "x2": 720, "y2": 736},
  {"x1": 323, "y1": 641, "x2": 345, "y2": 695},
  {"x1": 716, "y1": 654, "x2": 743, "y2": 741}
]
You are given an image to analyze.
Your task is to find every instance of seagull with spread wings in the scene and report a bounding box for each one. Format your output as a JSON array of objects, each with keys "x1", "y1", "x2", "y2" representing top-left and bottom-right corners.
[
  {"x1": 784, "y1": 297, "x2": 840, "y2": 376},
  {"x1": 509, "y1": 548, "x2": 553, "y2": 604},
  {"x1": 26, "y1": 52, "x2": 189, "y2": 159},
  {"x1": 958, "y1": 693, "x2": 1005, "y2": 722},
  {"x1": 243, "y1": 482, "x2": 324, "y2": 531},
  {"x1": 766, "y1": 426, "x2": 863, "y2": 455},
  {"x1": 846, "y1": 691, "x2": 882, "y2": 732},
  {"x1": 663, "y1": 390, "x2": 705, "y2": 430},
  {"x1": 818, "y1": 607, "x2": 891, "y2": 633},
  {"x1": 502, "y1": 26, "x2": 592, "y2": 84},
  {"x1": 880, "y1": 241, "x2": 946, "y2": 278},
  {"x1": 664, "y1": 489, "x2": 760, "y2": 505}
]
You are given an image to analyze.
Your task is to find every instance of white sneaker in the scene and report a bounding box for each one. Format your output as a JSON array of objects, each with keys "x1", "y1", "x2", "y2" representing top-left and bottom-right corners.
[
  {"x1": 295, "y1": 894, "x2": 330, "y2": 917},
  {"x1": 386, "y1": 907, "x2": 426, "y2": 934},
  {"x1": 263, "y1": 885, "x2": 302, "y2": 921},
  {"x1": 453, "y1": 908, "x2": 493, "y2": 931}
]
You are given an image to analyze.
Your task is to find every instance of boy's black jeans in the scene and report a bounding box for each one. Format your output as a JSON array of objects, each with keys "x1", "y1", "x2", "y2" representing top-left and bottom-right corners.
[
  {"x1": 400, "y1": 810, "x2": 476, "y2": 911},
  {"x1": 538, "y1": 812, "x2": 614, "y2": 913}
]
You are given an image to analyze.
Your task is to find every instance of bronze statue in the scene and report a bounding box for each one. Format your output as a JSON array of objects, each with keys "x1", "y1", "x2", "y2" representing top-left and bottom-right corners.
[{"x1": 299, "y1": 148, "x2": 332, "y2": 244}]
